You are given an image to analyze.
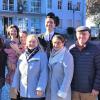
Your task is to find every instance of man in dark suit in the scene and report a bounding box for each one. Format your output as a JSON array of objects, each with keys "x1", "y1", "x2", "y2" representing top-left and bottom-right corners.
[{"x1": 38, "y1": 12, "x2": 60, "y2": 57}]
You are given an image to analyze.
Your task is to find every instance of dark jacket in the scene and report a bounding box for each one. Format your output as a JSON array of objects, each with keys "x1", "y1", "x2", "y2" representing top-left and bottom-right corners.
[
  {"x1": 0, "y1": 49, "x2": 7, "y2": 88},
  {"x1": 38, "y1": 32, "x2": 59, "y2": 51},
  {"x1": 69, "y1": 42, "x2": 100, "y2": 92}
]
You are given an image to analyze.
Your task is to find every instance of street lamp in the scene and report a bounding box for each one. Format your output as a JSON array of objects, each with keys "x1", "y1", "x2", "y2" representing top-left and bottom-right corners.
[
  {"x1": 72, "y1": 5, "x2": 76, "y2": 28},
  {"x1": 71, "y1": 5, "x2": 77, "y2": 40}
]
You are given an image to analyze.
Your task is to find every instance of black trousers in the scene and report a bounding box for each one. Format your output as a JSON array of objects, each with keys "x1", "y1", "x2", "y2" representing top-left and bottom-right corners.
[
  {"x1": 20, "y1": 97, "x2": 45, "y2": 100},
  {"x1": 98, "y1": 93, "x2": 100, "y2": 100}
]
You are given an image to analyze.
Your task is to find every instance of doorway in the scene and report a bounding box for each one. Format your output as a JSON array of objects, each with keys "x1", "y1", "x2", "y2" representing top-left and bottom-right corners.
[{"x1": 3, "y1": 17, "x2": 12, "y2": 37}]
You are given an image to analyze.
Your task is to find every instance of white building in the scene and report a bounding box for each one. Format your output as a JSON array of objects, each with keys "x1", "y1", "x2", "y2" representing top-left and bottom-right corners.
[{"x1": 0, "y1": 0, "x2": 86, "y2": 36}]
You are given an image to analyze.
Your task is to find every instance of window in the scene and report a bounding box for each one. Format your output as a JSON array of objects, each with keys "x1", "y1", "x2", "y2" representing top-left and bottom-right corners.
[
  {"x1": 23, "y1": 0, "x2": 28, "y2": 12},
  {"x1": 68, "y1": 0, "x2": 72, "y2": 10},
  {"x1": 9, "y1": 0, "x2": 14, "y2": 11},
  {"x1": 3, "y1": 0, "x2": 8, "y2": 10},
  {"x1": 76, "y1": 2, "x2": 80, "y2": 11},
  {"x1": 2, "y1": 17, "x2": 12, "y2": 36},
  {"x1": 58, "y1": 19, "x2": 62, "y2": 28},
  {"x1": 48, "y1": 0, "x2": 52, "y2": 8},
  {"x1": 17, "y1": 18, "x2": 28, "y2": 31},
  {"x1": 3, "y1": 0, "x2": 14, "y2": 11},
  {"x1": 31, "y1": 17, "x2": 41, "y2": 34},
  {"x1": 31, "y1": 0, "x2": 41, "y2": 13},
  {"x1": 58, "y1": 0, "x2": 62, "y2": 10}
]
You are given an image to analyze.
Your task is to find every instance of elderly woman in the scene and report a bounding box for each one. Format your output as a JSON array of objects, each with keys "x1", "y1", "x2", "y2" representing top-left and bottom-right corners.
[
  {"x1": 11, "y1": 34, "x2": 48, "y2": 100},
  {"x1": 46, "y1": 35, "x2": 74, "y2": 100}
]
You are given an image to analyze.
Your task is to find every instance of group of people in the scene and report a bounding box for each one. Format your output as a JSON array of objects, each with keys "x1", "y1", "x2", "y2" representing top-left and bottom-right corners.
[
  {"x1": 0, "y1": 12, "x2": 100, "y2": 100},
  {"x1": 0, "y1": 25, "x2": 27, "y2": 100}
]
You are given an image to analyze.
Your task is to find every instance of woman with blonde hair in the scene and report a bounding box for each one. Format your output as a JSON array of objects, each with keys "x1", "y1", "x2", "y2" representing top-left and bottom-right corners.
[{"x1": 11, "y1": 34, "x2": 48, "y2": 100}]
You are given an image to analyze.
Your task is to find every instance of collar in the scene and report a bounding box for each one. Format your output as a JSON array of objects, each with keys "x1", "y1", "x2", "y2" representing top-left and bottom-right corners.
[
  {"x1": 44, "y1": 31, "x2": 54, "y2": 41},
  {"x1": 25, "y1": 46, "x2": 40, "y2": 61},
  {"x1": 45, "y1": 31, "x2": 54, "y2": 35},
  {"x1": 49, "y1": 47, "x2": 66, "y2": 65},
  {"x1": 75, "y1": 41, "x2": 89, "y2": 50}
]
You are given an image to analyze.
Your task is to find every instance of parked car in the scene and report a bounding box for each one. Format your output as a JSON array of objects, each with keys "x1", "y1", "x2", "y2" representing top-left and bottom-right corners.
[{"x1": 91, "y1": 27, "x2": 100, "y2": 40}]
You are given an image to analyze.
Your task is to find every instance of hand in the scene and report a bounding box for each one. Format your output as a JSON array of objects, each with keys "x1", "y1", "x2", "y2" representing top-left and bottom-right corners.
[
  {"x1": 10, "y1": 88, "x2": 18, "y2": 99},
  {"x1": 10, "y1": 43, "x2": 21, "y2": 54},
  {"x1": 36, "y1": 90, "x2": 43, "y2": 97},
  {"x1": 91, "y1": 89, "x2": 99, "y2": 96},
  {"x1": 10, "y1": 43, "x2": 19, "y2": 50}
]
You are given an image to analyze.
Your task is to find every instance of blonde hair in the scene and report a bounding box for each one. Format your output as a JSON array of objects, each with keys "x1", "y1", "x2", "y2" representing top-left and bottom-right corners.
[
  {"x1": 26, "y1": 34, "x2": 43, "y2": 51},
  {"x1": 26, "y1": 34, "x2": 39, "y2": 43}
]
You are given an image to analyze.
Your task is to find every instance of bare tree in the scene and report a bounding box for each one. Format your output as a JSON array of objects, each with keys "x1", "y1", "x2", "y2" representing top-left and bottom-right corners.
[
  {"x1": 87, "y1": 0, "x2": 100, "y2": 26},
  {"x1": 87, "y1": 0, "x2": 100, "y2": 16}
]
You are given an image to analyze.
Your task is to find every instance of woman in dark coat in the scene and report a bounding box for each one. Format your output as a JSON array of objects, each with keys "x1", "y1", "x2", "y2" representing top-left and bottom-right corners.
[{"x1": 0, "y1": 37, "x2": 7, "y2": 100}]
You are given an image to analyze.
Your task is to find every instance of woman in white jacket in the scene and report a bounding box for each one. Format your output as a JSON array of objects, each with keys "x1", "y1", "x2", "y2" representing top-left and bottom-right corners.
[{"x1": 46, "y1": 35, "x2": 74, "y2": 100}]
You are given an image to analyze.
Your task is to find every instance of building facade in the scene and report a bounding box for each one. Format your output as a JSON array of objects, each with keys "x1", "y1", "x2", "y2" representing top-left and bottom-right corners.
[{"x1": 0, "y1": 0, "x2": 86, "y2": 36}]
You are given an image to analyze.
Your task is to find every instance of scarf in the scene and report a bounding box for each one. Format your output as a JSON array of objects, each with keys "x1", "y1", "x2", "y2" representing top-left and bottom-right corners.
[
  {"x1": 25, "y1": 46, "x2": 40, "y2": 61},
  {"x1": 49, "y1": 47, "x2": 66, "y2": 65}
]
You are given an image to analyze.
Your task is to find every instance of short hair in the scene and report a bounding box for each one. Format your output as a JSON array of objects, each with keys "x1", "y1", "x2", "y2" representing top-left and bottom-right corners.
[
  {"x1": 46, "y1": 12, "x2": 59, "y2": 27},
  {"x1": 52, "y1": 35, "x2": 65, "y2": 43}
]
